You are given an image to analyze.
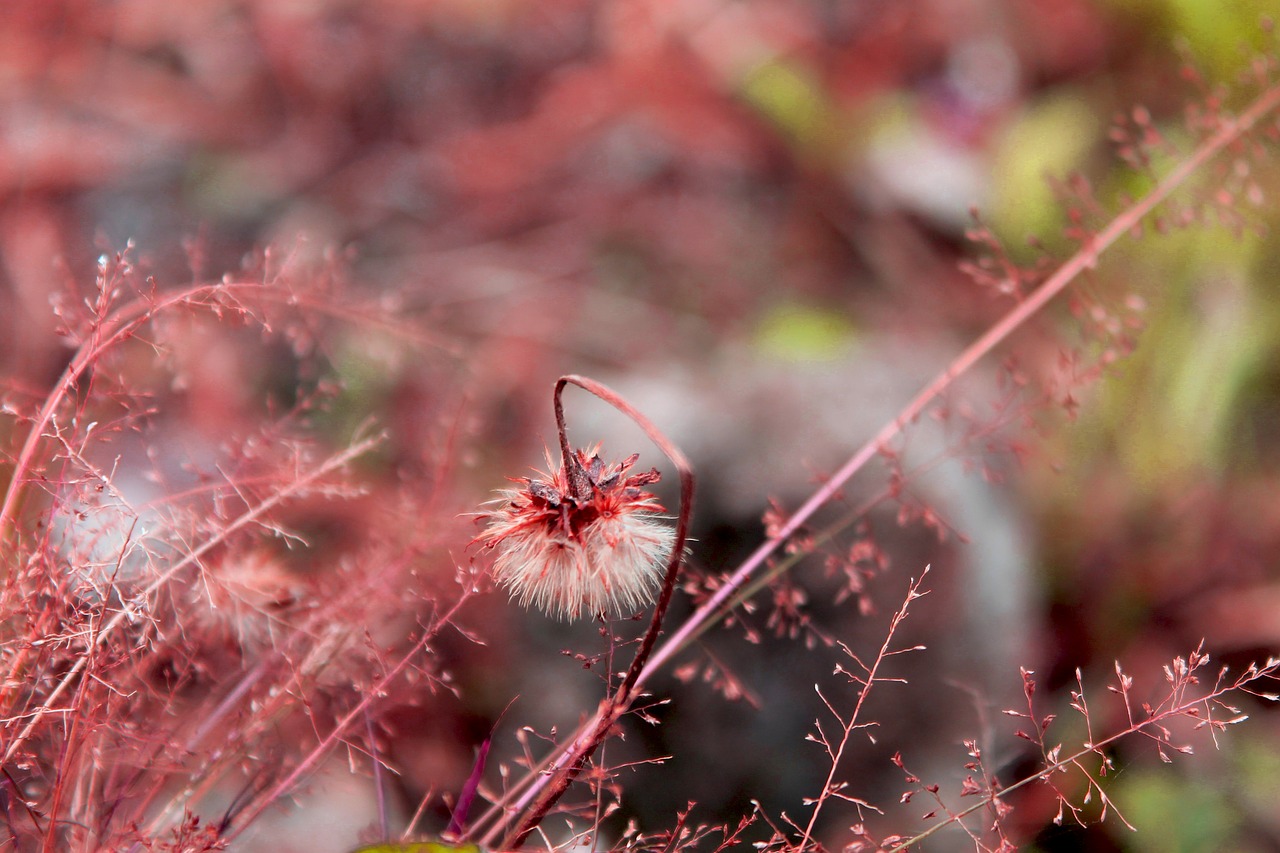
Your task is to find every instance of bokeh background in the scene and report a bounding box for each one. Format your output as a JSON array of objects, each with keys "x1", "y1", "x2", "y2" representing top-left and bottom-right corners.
[{"x1": 4, "y1": 1, "x2": 1280, "y2": 850}]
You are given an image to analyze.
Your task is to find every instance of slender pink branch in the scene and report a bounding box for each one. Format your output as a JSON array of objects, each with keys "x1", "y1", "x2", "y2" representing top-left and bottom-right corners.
[
  {"x1": 884, "y1": 655, "x2": 1280, "y2": 852},
  {"x1": 0, "y1": 274, "x2": 444, "y2": 552},
  {"x1": 635, "y1": 78, "x2": 1280, "y2": 690}
]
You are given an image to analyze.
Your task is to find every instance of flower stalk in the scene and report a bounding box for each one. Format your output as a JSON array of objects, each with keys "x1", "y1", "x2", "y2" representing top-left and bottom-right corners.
[{"x1": 471, "y1": 375, "x2": 694, "y2": 849}]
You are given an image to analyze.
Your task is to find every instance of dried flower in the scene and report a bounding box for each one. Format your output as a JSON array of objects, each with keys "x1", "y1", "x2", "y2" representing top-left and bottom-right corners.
[{"x1": 476, "y1": 446, "x2": 675, "y2": 620}]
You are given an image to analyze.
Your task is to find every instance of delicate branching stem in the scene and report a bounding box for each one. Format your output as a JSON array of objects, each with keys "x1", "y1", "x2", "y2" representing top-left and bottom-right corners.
[
  {"x1": 798, "y1": 568, "x2": 930, "y2": 850},
  {"x1": 0, "y1": 433, "x2": 384, "y2": 767},
  {"x1": 0, "y1": 276, "x2": 441, "y2": 557},
  {"x1": 223, "y1": 592, "x2": 473, "y2": 841},
  {"x1": 0, "y1": 279, "x2": 242, "y2": 551},
  {"x1": 884, "y1": 656, "x2": 1280, "y2": 852}
]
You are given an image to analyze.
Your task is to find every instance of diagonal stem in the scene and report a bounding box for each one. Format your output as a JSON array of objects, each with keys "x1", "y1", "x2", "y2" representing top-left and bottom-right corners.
[{"x1": 634, "y1": 77, "x2": 1280, "y2": 690}]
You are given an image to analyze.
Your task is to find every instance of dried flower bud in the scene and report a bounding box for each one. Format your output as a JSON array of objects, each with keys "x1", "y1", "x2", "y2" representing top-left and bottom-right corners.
[{"x1": 476, "y1": 446, "x2": 675, "y2": 620}]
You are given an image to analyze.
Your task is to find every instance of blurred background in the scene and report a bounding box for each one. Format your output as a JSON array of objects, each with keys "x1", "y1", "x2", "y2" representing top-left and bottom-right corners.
[{"x1": 3, "y1": 1, "x2": 1280, "y2": 850}]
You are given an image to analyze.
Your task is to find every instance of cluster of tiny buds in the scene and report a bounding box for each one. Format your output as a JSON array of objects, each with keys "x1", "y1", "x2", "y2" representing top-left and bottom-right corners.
[{"x1": 475, "y1": 446, "x2": 675, "y2": 621}]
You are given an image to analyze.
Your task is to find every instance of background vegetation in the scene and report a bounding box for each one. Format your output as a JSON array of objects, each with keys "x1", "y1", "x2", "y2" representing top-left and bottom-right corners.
[{"x1": 3, "y1": 1, "x2": 1280, "y2": 850}]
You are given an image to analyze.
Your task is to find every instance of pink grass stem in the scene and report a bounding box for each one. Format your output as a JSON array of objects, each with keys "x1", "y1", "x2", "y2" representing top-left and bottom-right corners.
[{"x1": 635, "y1": 78, "x2": 1280, "y2": 690}]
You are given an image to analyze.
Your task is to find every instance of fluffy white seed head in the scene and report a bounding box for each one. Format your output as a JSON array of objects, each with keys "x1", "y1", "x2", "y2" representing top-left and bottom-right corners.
[{"x1": 477, "y1": 448, "x2": 675, "y2": 621}]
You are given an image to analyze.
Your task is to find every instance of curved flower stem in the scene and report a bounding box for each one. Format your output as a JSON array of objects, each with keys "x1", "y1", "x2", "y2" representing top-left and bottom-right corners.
[{"x1": 494, "y1": 375, "x2": 694, "y2": 850}]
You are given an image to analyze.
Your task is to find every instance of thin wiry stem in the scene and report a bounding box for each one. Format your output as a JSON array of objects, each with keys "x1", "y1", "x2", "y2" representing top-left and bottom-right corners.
[
  {"x1": 479, "y1": 375, "x2": 694, "y2": 850},
  {"x1": 1, "y1": 432, "x2": 384, "y2": 768},
  {"x1": 797, "y1": 568, "x2": 929, "y2": 850},
  {"x1": 883, "y1": 656, "x2": 1280, "y2": 852},
  {"x1": 222, "y1": 591, "x2": 474, "y2": 842},
  {"x1": 0, "y1": 272, "x2": 451, "y2": 556}
]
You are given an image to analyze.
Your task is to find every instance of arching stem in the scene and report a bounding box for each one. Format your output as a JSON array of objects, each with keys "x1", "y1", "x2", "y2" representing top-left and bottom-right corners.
[{"x1": 498, "y1": 375, "x2": 694, "y2": 849}]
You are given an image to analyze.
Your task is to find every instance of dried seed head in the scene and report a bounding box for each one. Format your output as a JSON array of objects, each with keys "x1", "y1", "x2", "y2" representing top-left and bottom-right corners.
[{"x1": 476, "y1": 446, "x2": 675, "y2": 621}]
